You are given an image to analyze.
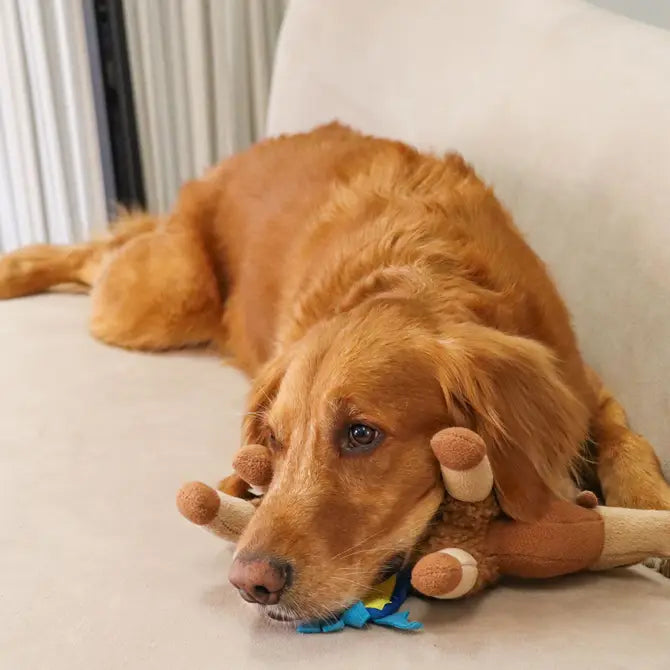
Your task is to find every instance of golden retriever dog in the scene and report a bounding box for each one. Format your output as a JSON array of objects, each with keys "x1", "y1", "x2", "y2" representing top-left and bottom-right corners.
[{"x1": 2, "y1": 122, "x2": 669, "y2": 621}]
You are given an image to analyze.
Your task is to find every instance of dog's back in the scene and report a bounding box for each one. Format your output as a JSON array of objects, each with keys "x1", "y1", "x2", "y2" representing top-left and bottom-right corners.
[{"x1": 2, "y1": 122, "x2": 669, "y2": 537}]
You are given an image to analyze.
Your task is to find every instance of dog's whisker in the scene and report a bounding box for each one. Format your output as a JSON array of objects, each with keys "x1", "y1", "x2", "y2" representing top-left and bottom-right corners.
[
  {"x1": 330, "y1": 528, "x2": 387, "y2": 561},
  {"x1": 329, "y1": 575, "x2": 385, "y2": 595}
]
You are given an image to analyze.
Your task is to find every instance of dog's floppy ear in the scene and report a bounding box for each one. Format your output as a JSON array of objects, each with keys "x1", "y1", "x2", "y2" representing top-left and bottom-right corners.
[
  {"x1": 242, "y1": 353, "x2": 287, "y2": 445},
  {"x1": 431, "y1": 324, "x2": 588, "y2": 521}
]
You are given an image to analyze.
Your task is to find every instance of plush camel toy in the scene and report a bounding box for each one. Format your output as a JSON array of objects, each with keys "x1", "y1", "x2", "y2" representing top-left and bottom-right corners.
[
  {"x1": 177, "y1": 428, "x2": 670, "y2": 601},
  {"x1": 411, "y1": 428, "x2": 670, "y2": 597}
]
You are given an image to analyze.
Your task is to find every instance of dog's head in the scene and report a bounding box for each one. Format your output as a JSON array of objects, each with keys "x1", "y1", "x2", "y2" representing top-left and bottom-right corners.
[{"x1": 230, "y1": 298, "x2": 586, "y2": 622}]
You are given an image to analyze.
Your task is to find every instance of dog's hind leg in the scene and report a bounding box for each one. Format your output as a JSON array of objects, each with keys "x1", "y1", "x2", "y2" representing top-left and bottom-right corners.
[
  {"x1": 1, "y1": 179, "x2": 224, "y2": 352},
  {"x1": 588, "y1": 370, "x2": 670, "y2": 512},
  {"x1": 89, "y1": 225, "x2": 222, "y2": 351},
  {"x1": 89, "y1": 184, "x2": 223, "y2": 352},
  {"x1": 586, "y1": 373, "x2": 670, "y2": 578}
]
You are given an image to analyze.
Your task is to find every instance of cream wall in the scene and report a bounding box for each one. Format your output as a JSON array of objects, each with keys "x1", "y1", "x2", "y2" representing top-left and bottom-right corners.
[{"x1": 589, "y1": 0, "x2": 670, "y2": 29}]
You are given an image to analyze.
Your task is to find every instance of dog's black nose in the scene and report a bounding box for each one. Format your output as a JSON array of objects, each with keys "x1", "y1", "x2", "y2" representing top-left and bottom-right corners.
[{"x1": 229, "y1": 555, "x2": 292, "y2": 605}]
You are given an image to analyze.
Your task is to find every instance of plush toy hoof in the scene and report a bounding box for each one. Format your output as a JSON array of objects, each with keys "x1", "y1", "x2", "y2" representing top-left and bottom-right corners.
[
  {"x1": 576, "y1": 490, "x2": 599, "y2": 508},
  {"x1": 176, "y1": 481, "x2": 221, "y2": 525},
  {"x1": 412, "y1": 548, "x2": 479, "y2": 599},
  {"x1": 430, "y1": 428, "x2": 486, "y2": 470},
  {"x1": 217, "y1": 473, "x2": 254, "y2": 499},
  {"x1": 233, "y1": 443, "x2": 273, "y2": 488}
]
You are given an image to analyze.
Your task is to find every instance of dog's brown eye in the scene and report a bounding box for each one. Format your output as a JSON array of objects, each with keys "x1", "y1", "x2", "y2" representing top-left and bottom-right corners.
[{"x1": 345, "y1": 423, "x2": 382, "y2": 453}]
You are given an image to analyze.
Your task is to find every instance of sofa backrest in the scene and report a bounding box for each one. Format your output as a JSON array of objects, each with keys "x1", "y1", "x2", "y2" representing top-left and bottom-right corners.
[{"x1": 267, "y1": 0, "x2": 670, "y2": 472}]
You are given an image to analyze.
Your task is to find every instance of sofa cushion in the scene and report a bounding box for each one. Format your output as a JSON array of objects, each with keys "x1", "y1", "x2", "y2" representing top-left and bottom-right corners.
[{"x1": 1, "y1": 295, "x2": 669, "y2": 668}]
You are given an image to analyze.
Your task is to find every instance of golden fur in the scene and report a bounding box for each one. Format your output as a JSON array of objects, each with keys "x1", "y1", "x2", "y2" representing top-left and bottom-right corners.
[{"x1": 2, "y1": 123, "x2": 669, "y2": 620}]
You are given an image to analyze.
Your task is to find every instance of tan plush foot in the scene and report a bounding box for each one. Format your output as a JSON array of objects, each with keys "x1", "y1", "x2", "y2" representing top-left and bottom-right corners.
[
  {"x1": 232, "y1": 443, "x2": 273, "y2": 490},
  {"x1": 177, "y1": 481, "x2": 221, "y2": 524},
  {"x1": 412, "y1": 548, "x2": 479, "y2": 599},
  {"x1": 176, "y1": 481, "x2": 255, "y2": 542},
  {"x1": 430, "y1": 428, "x2": 494, "y2": 502},
  {"x1": 591, "y1": 506, "x2": 670, "y2": 570}
]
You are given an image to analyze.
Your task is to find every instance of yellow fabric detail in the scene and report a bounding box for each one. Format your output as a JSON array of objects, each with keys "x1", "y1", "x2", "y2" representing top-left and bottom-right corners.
[{"x1": 362, "y1": 574, "x2": 396, "y2": 610}]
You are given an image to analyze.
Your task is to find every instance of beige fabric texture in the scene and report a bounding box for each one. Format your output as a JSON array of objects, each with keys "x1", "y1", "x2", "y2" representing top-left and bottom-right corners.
[
  {"x1": 440, "y1": 458, "x2": 494, "y2": 503},
  {"x1": 592, "y1": 506, "x2": 670, "y2": 570},
  {"x1": 268, "y1": 0, "x2": 670, "y2": 474}
]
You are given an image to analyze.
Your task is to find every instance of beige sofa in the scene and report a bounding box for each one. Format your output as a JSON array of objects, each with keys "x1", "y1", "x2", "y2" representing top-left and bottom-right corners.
[{"x1": 2, "y1": 1, "x2": 669, "y2": 668}]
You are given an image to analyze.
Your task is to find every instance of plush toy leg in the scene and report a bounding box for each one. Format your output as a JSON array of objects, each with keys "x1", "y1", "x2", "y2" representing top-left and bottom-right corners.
[
  {"x1": 487, "y1": 500, "x2": 605, "y2": 578},
  {"x1": 176, "y1": 481, "x2": 255, "y2": 542},
  {"x1": 488, "y1": 500, "x2": 670, "y2": 579},
  {"x1": 431, "y1": 428, "x2": 494, "y2": 502},
  {"x1": 411, "y1": 548, "x2": 480, "y2": 599},
  {"x1": 591, "y1": 506, "x2": 670, "y2": 570}
]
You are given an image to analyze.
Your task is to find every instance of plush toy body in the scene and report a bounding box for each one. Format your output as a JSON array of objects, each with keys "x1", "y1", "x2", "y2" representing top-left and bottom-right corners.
[
  {"x1": 177, "y1": 427, "x2": 670, "y2": 615},
  {"x1": 413, "y1": 428, "x2": 670, "y2": 598}
]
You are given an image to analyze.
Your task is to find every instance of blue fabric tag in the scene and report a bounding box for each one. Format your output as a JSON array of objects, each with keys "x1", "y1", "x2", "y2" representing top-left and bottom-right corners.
[
  {"x1": 296, "y1": 570, "x2": 422, "y2": 634},
  {"x1": 375, "y1": 611, "x2": 423, "y2": 631},
  {"x1": 341, "y1": 601, "x2": 371, "y2": 628}
]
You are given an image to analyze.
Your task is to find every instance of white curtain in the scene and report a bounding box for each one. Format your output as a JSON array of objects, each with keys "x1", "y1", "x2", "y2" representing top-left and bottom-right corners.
[
  {"x1": 0, "y1": 0, "x2": 108, "y2": 252},
  {"x1": 122, "y1": 0, "x2": 286, "y2": 213}
]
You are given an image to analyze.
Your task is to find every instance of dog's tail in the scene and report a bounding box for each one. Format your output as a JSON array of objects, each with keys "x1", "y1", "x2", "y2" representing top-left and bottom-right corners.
[{"x1": 0, "y1": 210, "x2": 158, "y2": 299}]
